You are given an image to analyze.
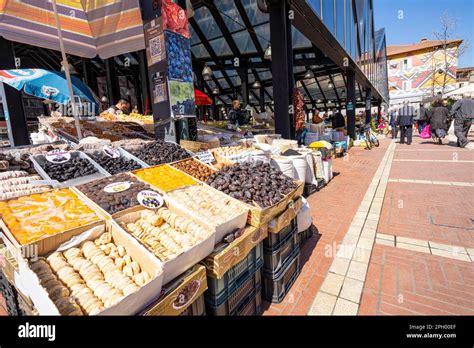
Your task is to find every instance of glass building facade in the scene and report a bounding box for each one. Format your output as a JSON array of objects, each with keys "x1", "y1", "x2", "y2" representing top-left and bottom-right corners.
[{"x1": 307, "y1": 0, "x2": 389, "y2": 102}]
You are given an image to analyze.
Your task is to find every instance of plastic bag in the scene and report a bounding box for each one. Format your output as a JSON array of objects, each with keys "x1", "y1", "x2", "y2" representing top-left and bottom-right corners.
[
  {"x1": 420, "y1": 124, "x2": 432, "y2": 139},
  {"x1": 297, "y1": 197, "x2": 312, "y2": 232}
]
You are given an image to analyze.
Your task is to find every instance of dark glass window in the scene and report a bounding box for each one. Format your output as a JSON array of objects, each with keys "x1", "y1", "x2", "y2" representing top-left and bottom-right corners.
[
  {"x1": 346, "y1": 0, "x2": 352, "y2": 53},
  {"x1": 322, "y1": 0, "x2": 335, "y2": 34}
]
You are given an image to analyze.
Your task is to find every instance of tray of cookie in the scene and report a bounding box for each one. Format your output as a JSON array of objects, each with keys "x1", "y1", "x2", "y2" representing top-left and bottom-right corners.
[
  {"x1": 19, "y1": 223, "x2": 164, "y2": 315},
  {"x1": 165, "y1": 184, "x2": 249, "y2": 244},
  {"x1": 111, "y1": 202, "x2": 216, "y2": 284}
]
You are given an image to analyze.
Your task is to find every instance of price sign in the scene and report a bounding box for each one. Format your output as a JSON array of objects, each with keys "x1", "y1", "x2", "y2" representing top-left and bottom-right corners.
[
  {"x1": 103, "y1": 145, "x2": 120, "y2": 158},
  {"x1": 45, "y1": 150, "x2": 71, "y2": 164},
  {"x1": 196, "y1": 150, "x2": 215, "y2": 164}
]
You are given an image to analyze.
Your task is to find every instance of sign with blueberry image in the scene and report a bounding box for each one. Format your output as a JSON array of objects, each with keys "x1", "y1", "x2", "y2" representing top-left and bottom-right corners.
[
  {"x1": 170, "y1": 80, "x2": 195, "y2": 115},
  {"x1": 165, "y1": 31, "x2": 193, "y2": 83},
  {"x1": 137, "y1": 190, "x2": 164, "y2": 209},
  {"x1": 45, "y1": 150, "x2": 71, "y2": 164}
]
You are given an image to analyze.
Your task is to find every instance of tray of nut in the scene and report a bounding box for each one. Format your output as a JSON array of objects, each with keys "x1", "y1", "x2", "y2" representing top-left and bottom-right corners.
[
  {"x1": 30, "y1": 151, "x2": 110, "y2": 188},
  {"x1": 206, "y1": 161, "x2": 304, "y2": 226},
  {"x1": 112, "y1": 205, "x2": 216, "y2": 284},
  {"x1": 170, "y1": 158, "x2": 216, "y2": 182},
  {"x1": 25, "y1": 226, "x2": 163, "y2": 315},
  {"x1": 127, "y1": 140, "x2": 192, "y2": 166},
  {"x1": 74, "y1": 173, "x2": 162, "y2": 218},
  {"x1": 165, "y1": 184, "x2": 249, "y2": 243}
]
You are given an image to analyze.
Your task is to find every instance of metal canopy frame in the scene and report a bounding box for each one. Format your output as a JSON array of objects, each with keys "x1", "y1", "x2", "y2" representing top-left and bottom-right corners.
[{"x1": 189, "y1": 0, "x2": 382, "y2": 111}]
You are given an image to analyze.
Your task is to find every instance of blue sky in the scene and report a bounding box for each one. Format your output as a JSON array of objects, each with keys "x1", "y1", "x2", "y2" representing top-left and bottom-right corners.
[{"x1": 374, "y1": 0, "x2": 474, "y2": 67}]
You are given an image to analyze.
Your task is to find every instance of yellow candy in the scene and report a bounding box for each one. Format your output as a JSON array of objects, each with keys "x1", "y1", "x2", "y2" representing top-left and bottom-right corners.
[
  {"x1": 0, "y1": 189, "x2": 99, "y2": 245},
  {"x1": 133, "y1": 165, "x2": 197, "y2": 192}
]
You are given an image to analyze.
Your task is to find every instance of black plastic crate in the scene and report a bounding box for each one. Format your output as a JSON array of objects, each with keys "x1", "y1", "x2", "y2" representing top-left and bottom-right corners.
[
  {"x1": 263, "y1": 227, "x2": 299, "y2": 275},
  {"x1": 206, "y1": 243, "x2": 263, "y2": 299},
  {"x1": 237, "y1": 288, "x2": 262, "y2": 316},
  {"x1": 263, "y1": 218, "x2": 297, "y2": 250},
  {"x1": 262, "y1": 248, "x2": 301, "y2": 303},
  {"x1": 303, "y1": 183, "x2": 318, "y2": 197},
  {"x1": 180, "y1": 294, "x2": 206, "y2": 316},
  {"x1": 206, "y1": 267, "x2": 262, "y2": 316},
  {"x1": 298, "y1": 227, "x2": 314, "y2": 246}
]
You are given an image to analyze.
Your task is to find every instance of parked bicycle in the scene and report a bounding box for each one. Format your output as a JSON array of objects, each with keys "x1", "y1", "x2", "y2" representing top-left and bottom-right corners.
[{"x1": 362, "y1": 123, "x2": 380, "y2": 150}]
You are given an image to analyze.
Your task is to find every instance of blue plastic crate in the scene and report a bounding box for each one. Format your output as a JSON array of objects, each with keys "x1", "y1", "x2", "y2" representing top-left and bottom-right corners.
[{"x1": 205, "y1": 243, "x2": 263, "y2": 301}]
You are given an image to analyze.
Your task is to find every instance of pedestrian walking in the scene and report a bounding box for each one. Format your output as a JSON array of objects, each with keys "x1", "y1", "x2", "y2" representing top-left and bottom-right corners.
[
  {"x1": 389, "y1": 107, "x2": 398, "y2": 139},
  {"x1": 427, "y1": 99, "x2": 449, "y2": 145},
  {"x1": 397, "y1": 102, "x2": 415, "y2": 145},
  {"x1": 415, "y1": 103, "x2": 428, "y2": 133},
  {"x1": 450, "y1": 93, "x2": 474, "y2": 148}
]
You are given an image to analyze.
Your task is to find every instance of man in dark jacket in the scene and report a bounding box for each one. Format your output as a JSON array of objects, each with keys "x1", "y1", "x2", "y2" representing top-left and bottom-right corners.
[
  {"x1": 415, "y1": 103, "x2": 428, "y2": 133},
  {"x1": 397, "y1": 102, "x2": 415, "y2": 145},
  {"x1": 450, "y1": 94, "x2": 473, "y2": 148},
  {"x1": 228, "y1": 100, "x2": 246, "y2": 126},
  {"x1": 330, "y1": 108, "x2": 345, "y2": 129}
]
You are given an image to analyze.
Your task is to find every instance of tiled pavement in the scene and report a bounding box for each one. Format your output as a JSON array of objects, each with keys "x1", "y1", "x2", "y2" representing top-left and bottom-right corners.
[
  {"x1": 263, "y1": 139, "x2": 391, "y2": 315},
  {"x1": 265, "y1": 133, "x2": 473, "y2": 316}
]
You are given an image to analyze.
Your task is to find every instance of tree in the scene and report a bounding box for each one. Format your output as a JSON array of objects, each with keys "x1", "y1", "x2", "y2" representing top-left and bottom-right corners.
[{"x1": 427, "y1": 13, "x2": 469, "y2": 99}]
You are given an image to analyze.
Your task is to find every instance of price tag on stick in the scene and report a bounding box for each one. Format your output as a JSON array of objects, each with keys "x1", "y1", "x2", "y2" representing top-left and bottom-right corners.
[{"x1": 196, "y1": 150, "x2": 215, "y2": 164}]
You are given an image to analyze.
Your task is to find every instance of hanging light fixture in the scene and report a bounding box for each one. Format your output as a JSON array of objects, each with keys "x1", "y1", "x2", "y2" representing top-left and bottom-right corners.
[
  {"x1": 101, "y1": 96, "x2": 108, "y2": 103},
  {"x1": 264, "y1": 43, "x2": 272, "y2": 60},
  {"x1": 304, "y1": 69, "x2": 314, "y2": 79},
  {"x1": 327, "y1": 81, "x2": 334, "y2": 89},
  {"x1": 212, "y1": 87, "x2": 219, "y2": 95},
  {"x1": 252, "y1": 80, "x2": 261, "y2": 89},
  {"x1": 317, "y1": 99, "x2": 322, "y2": 103},
  {"x1": 202, "y1": 65, "x2": 213, "y2": 79}
]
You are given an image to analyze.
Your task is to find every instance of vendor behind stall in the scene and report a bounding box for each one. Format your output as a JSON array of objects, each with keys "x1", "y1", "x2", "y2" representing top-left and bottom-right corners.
[
  {"x1": 329, "y1": 108, "x2": 345, "y2": 130},
  {"x1": 106, "y1": 99, "x2": 130, "y2": 115},
  {"x1": 228, "y1": 100, "x2": 250, "y2": 126}
]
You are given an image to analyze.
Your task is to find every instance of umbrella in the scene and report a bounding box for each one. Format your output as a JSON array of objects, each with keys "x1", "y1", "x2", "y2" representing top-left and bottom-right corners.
[
  {"x1": 0, "y1": 69, "x2": 98, "y2": 109},
  {"x1": 0, "y1": 0, "x2": 145, "y2": 59},
  {"x1": 194, "y1": 89, "x2": 212, "y2": 106}
]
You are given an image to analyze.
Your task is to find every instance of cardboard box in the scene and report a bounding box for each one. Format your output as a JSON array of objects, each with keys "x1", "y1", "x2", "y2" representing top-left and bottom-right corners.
[
  {"x1": 201, "y1": 224, "x2": 268, "y2": 279},
  {"x1": 143, "y1": 265, "x2": 207, "y2": 316},
  {"x1": 18, "y1": 223, "x2": 164, "y2": 315},
  {"x1": 165, "y1": 184, "x2": 249, "y2": 244},
  {"x1": 112, "y1": 205, "x2": 216, "y2": 284},
  {"x1": 268, "y1": 197, "x2": 303, "y2": 234}
]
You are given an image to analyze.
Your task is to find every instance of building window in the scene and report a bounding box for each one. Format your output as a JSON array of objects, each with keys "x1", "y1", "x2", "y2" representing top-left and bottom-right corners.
[
  {"x1": 402, "y1": 58, "x2": 411, "y2": 70},
  {"x1": 402, "y1": 81, "x2": 412, "y2": 90}
]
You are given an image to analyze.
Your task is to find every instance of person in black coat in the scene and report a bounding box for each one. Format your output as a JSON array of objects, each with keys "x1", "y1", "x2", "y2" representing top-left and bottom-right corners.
[
  {"x1": 415, "y1": 103, "x2": 429, "y2": 133},
  {"x1": 427, "y1": 99, "x2": 450, "y2": 145},
  {"x1": 397, "y1": 102, "x2": 415, "y2": 145},
  {"x1": 450, "y1": 94, "x2": 474, "y2": 148},
  {"x1": 330, "y1": 108, "x2": 345, "y2": 129}
]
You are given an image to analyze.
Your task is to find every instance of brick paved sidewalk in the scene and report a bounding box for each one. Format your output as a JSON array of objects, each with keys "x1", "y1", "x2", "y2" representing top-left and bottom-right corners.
[{"x1": 263, "y1": 138, "x2": 391, "y2": 315}]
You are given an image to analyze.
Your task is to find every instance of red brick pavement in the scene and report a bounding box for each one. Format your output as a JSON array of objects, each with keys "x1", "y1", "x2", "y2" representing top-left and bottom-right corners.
[
  {"x1": 361, "y1": 135, "x2": 474, "y2": 315},
  {"x1": 359, "y1": 244, "x2": 474, "y2": 315},
  {"x1": 263, "y1": 140, "x2": 391, "y2": 315},
  {"x1": 378, "y1": 183, "x2": 474, "y2": 248},
  {"x1": 394, "y1": 150, "x2": 474, "y2": 161}
]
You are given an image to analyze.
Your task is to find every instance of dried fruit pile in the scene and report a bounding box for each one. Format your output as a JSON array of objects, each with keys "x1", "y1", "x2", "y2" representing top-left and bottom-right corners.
[
  {"x1": 41, "y1": 156, "x2": 98, "y2": 182},
  {"x1": 77, "y1": 173, "x2": 156, "y2": 215},
  {"x1": 171, "y1": 158, "x2": 215, "y2": 182},
  {"x1": 130, "y1": 140, "x2": 191, "y2": 166},
  {"x1": 206, "y1": 161, "x2": 297, "y2": 208},
  {"x1": 90, "y1": 152, "x2": 142, "y2": 175},
  {"x1": 133, "y1": 165, "x2": 196, "y2": 192}
]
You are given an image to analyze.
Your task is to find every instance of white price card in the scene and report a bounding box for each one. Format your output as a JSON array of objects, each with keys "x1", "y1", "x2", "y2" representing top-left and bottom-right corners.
[{"x1": 196, "y1": 150, "x2": 215, "y2": 164}]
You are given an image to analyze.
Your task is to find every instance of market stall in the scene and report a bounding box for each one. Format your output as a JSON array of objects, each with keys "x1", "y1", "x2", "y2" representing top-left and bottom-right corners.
[{"x1": 0, "y1": 133, "x2": 319, "y2": 316}]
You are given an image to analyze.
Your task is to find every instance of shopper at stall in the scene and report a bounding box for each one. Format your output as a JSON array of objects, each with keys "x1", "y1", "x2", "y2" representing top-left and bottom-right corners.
[
  {"x1": 106, "y1": 99, "x2": 130, "y2": 115},
  {"x1": 330, "y1": 108, "x2": 345, "y2": 130},
  {"x1": 415, "y1": 103, "x2": 428, "y2": 133},
  {"x1": 450, "y1": 93, "x2": 474, "y2": 148},
  {"x1": 389, "y1": 107, "x2": 398, "y2": 139},
  {"x1": 427, "y1": 99, "x2": 449, "y2": 145},
  {"x1": 397, "y1": 102, "x2": 415, "y2": 145}
]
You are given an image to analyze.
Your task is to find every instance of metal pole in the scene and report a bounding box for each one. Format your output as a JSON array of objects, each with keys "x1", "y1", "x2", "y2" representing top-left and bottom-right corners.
[{"x1": 51, "y1": 0, "x2": 82, "y2": 140}]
